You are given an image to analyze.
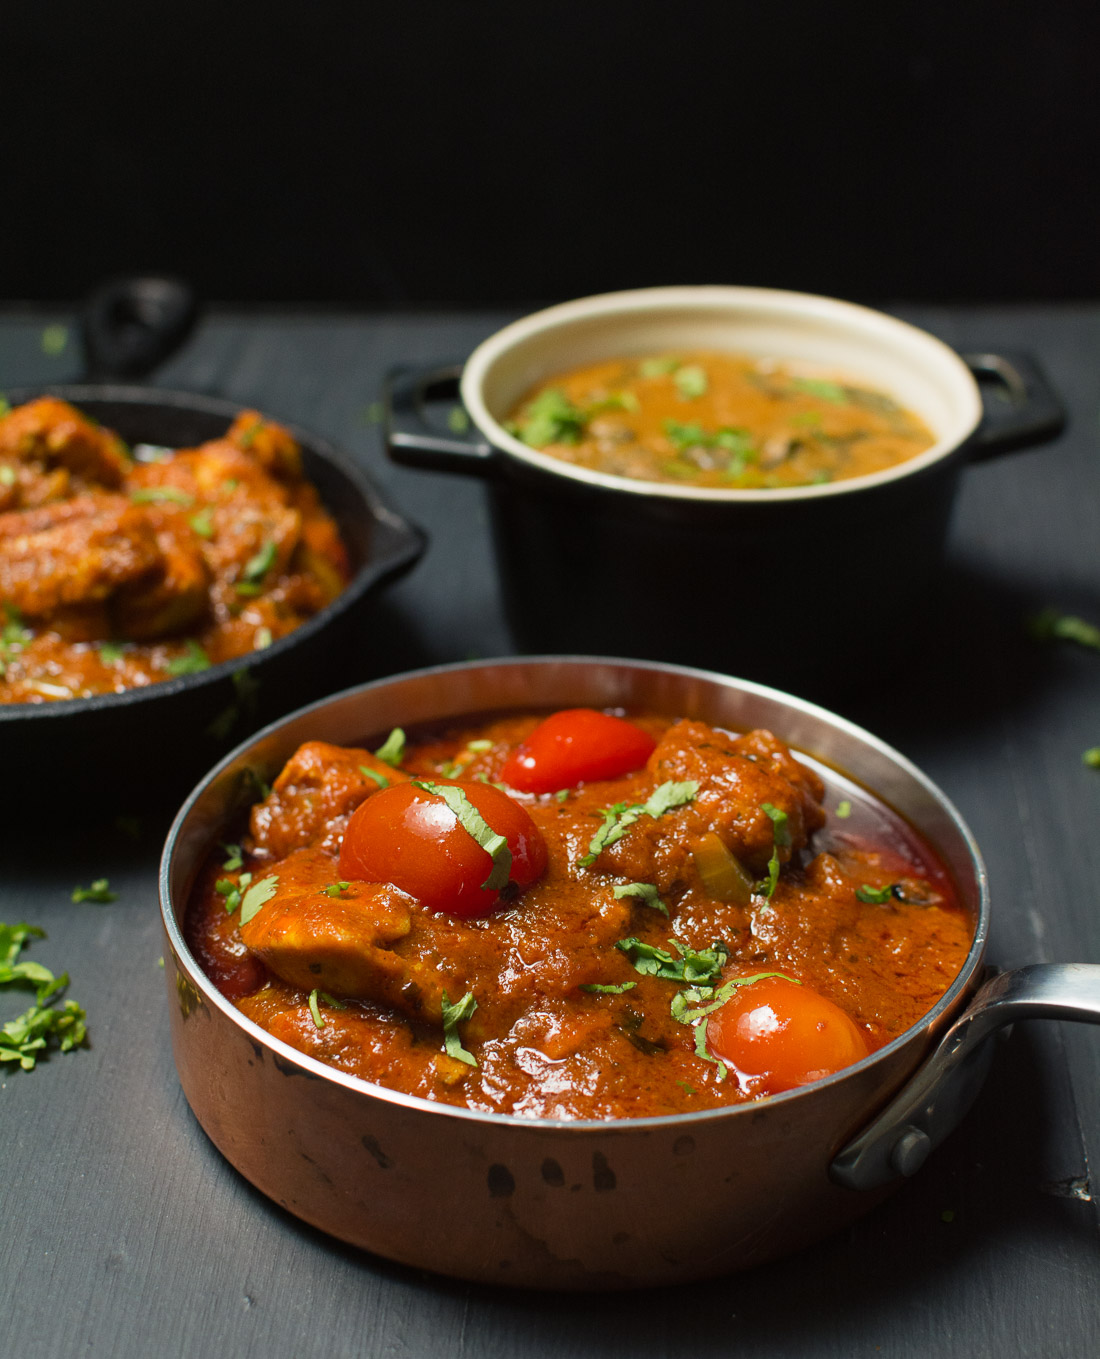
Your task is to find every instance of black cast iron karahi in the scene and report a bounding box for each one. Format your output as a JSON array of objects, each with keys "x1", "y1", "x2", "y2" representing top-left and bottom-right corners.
[
  {"x1": 385, "y1": 286, "x2": 1065, "y2": 695},
  {"x1": 159, "y1": 657, "x2": 1100, "y2": 1290},
  {"x1": 0, "y1": 384, "x2": 425, "y2": 820}
]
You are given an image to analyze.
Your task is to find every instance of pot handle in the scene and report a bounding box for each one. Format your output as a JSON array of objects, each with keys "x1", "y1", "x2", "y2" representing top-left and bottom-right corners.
[
  {"x1": 830, "y1": 963, "x2": 1100, "y2": 1191},
  {"x1": 385, "y1": 364, "x2": 496, "y2": 474},
  {"x1": 962, "y1": 351, "x2": 1065, "y2": 461}
]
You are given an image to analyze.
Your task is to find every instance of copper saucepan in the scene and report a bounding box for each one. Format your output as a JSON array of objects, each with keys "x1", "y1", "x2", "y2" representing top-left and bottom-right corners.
[{"x1": 159, "y1": 658, "x2": 1100, "y2": 1289}]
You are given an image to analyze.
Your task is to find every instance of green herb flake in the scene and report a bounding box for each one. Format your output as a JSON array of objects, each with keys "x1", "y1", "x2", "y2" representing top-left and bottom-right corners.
[
  {"x1": 1, "y1": 999, "x2": 87, "y2": 1071},
  {"x1": 856, "y1": 883, "x2": 896, "y2": 904},
  {"x1": 1083, "y1": 748, "x2": 1100, "y2": 769},
  {"x1": 323, "y1": 881, "x2": 350, "y2": 897},
  {"x1": 639, "y1": 356, "x2": 681, "y2": 378},
  {"x1": 673, "y1": 365, "x2": 709, "y2": 400},
  {"x1": 555, "y1": 788, "x2": 570, "y2": 803},
  {"x1": 0, "y1": 396, "x2": 10, "y2": 417},
  {"x1": 130, "y1": 486, "x2": 195, "y2": 506},
  {"x1": 757, "y1": 802, "x2": 790, "y2": 902},
  {"x1": 360, "y1": 401, "x2": 384, "y2": 426},
  {"x1": 71, "y1": 878, "x2": 117, "y2": 904},
  {"x1": 616, "y1": 937, "x2": 730, "y2": 986},
  {"x1": 0, "y1": 465, "x2": 15, "y2": 487},
  {"x1": 411, "y1": 780, "x2": 512, "y2": 890},
  {"x1": 612, "y1": 882, "x2": 668, "y2": 915},
  {"x1": 579, "y1": 981, "x2": 637, "y2": 994},
  {"x1": 466, "y1": 739, "x2": 493, "y2": 753},
  {"x1": 1031, "y1": 609, "x2": 1100, "y2": 651},
  {"x1": 238, "y1": 420, "x2": 263, "y2": 450},
  {"x1": 40, "y1": 324, "x2": 68, "y2": 356},
  {"x1": 308, "y1": 988, "x2": 326, "y2": 1029},
  {"x1": 792, "y1": 377, "x2": 847, "y2": 404},
  {"x1": 440, "y1": 990, "x2": 478, "y2": 1065},
  {"x1": 580, "y1": 780, "x2": 698, "y2": 867},
  {"x1": 241, "y1": 539, "x2": 277, "y2": 586},
  {"x1": 215, "y1": 878, "x2": 242, "y2": 913},
  {"x1": 97, "y1": 641, "x2": 126, "y2": 665},
  {"x1": 239, "y1": 874, "x2": 279, "y2": 925},
  {"x1": 164, "y1": 640, "x2": 211, "y2": 676},
  {"x1": 189, "y1": 507, "x2": 215, "y2": 539},
  {"x1": 836, "y1": 799, "x2": 852, "y2": 818},
  {"x1": 447, "y1": 406, "x2": 470, "y2": 434},
  {"x1": 374, "y1": 728, "x2": 406, "y2": 767},
  {"x1": 359, "y1": 764, "x2": 390, "y2": 789},
  {"x1": 512, "y1": 389, "x2": 587, "y2": 448}
]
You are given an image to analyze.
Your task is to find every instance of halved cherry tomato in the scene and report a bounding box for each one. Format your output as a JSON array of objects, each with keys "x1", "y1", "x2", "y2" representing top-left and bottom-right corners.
[
  {"x1": 705, "y1": 975, "x2": 869, "y2": 1095},
  {"x1": 499, "y1": 708, "x2": 656, "y2": 794},
  {"x1": 338, "y1": 779, "x2": 547, "y2": 918}
]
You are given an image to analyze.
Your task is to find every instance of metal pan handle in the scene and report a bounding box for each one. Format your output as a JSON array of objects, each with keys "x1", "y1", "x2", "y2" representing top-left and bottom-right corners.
[
  {"x1": 385, "y1": 364, "x2": 496, "y2": 475},
  {"x1": 831, "y1": 963, "x2": 1100, "y2": 1191},
  {"x1": 962, "y1": 351, "x2": 1065, "y2": 461}
]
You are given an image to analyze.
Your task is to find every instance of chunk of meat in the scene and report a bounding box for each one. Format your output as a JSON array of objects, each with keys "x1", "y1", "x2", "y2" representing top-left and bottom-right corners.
[
  {"x1": 0, "y1": 494, "x2": 161, "y2": 618},
  {"x1": 227, "y1": 409, "x2": 303, "y2": 481},
  {"x1": 596, "y1": 720, "x2": 825, "y2": 890},
  {"x1": 239, "y1": 848, "x2": 462, "y2": 1028},
  {"x1": 111, "y1": 519, "x2": 211, "y2": 639},
  {"x1": 0, "y1": 397, "x2": 129, "y2": 488},
  {"x1": 249, "y1": 741, "x2": 409, "y2": 859},
  {"x1": 126, "y1": 442, "x2": 303, "y2": 587}
]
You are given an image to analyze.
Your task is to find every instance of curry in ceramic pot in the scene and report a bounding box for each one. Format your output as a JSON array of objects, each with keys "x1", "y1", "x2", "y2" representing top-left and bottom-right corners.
[
  {"x1": 186, "y1": 706, "x2": 971, "y2": 1120},
  {"x1": 505, "y1": 351, "x2": 936, "y2": 489}
]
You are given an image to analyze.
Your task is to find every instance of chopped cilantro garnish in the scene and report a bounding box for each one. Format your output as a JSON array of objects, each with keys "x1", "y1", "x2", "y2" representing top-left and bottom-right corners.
[
  {"x1": 359, "y1": 764, "x2": 390, "y2": 789},
  {"x1": 221, "y1": 844, "x2": 244, "y2": 871},
  {"x1": 1031, "y1": 609, "x2": 1100, "y2": 650},
  {"x1": 792, "y1": 377, "x2": 847, "y2": 404},
  {"x1": 757, "y1": 802, "x2": 790, "y2": 902},
  {"x1": 323, "y1": 882, "x2": 350, "y2": 897},
  {"x1": 440, "y1": 990, "x2": 478, "y2": 1065},
  {"x1": 164, "y1": 640, "x2": 211, "y2": 676},
  {"x1": 836, "y1": 800, "x2": 852, "y2": 818},
  {"x1": 130, "y1": 486, "x2": 195, "y2": 506},
  {"x1": 579, "y1": 981, "x2": 637, "y2": 994},
  {"x1": 580, "y1": 780, "x2": 698, "y2": 867},
  {"x1": 189, "y1": 507, "x2": 215, "y2": 539},
  {"x1": 466, "y1": 739, "x2": 493, "y2": 753},
  {"x1": 510, "y1": 389, "x2": 587, "y2": 448},
  {"x1": 236, "y1": 540, "x2": 277, "y2": 594},
  {"x1": 856, "y1": 883, "x2": 896, "y2": 904},
  {"x1": 254, "y1": 627, "x2": 273, "y2": 650},
  {"x1": 639, "y1": 356, "x2": 681, "y2": 378},
  {"x1": 238, "y1": 420, "x2": 264, "y2": 449},
  {"x1": 239, "y1": 874, "x2": 279, "y2": 925},
  {"x1": 0, "y1": 465, "x2": 14, "y2": 487},
  {"x1": 447, "y1": 406, "x2": 470, "y2": 434},
  {"x1": 616, "y1": 937, "x2": 730, "y2": 986},
  {"x1": 411, "y1": 781, "x2": 512, "y2": 890},
  {"x1": 97, "y1": 641, "x2": 125, "y2": 665},
  {"x1": 215, "y1": 878, "x2": 241, "y2": 913},
  {"x1": 307, "y1": 988, "x2": 344, "y2": 1028},
  {"x1": 673, "y1": 365, "x2": 708, "y2": 400},
  {"x1": 71, "y1": 879, "x2": 117, "y2": 904},
  {"x1": 40, "y1": 324, "x2": 68, "y2": 356},
  {"x1": 612, "y1": 882, "x2": 668, "y2": 915},
  {"x1": 0, "y1": 922, "x2": 88, "y2": 1071},
  {"x1": 374, "y1": 728, "x2": 406, "y2": 767},
  {"x1": 1084, "y1": 748, "x2": 1100, "y2": 768}
]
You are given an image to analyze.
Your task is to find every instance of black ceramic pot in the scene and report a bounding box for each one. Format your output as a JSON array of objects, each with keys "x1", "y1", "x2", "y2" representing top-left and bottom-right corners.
[{"x1": 386, "y1": 287, "x2": 1063, "y2": 694}]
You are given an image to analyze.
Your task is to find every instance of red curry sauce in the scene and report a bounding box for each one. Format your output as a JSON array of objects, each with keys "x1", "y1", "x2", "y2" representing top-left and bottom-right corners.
[{"x1": 186, "y1": 711, "x2": 972, "y2": 1120}]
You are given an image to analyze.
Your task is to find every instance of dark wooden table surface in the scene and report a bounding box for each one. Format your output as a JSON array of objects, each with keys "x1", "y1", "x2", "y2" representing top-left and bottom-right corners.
[{"x1": 3, "y1": 304, "x2": 1099, "y2": 1358}]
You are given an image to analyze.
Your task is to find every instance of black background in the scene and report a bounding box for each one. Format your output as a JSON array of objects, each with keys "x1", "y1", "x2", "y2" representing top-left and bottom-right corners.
[{"x1": 7, "y1": 0, "x2": 1098, "y2": 306}]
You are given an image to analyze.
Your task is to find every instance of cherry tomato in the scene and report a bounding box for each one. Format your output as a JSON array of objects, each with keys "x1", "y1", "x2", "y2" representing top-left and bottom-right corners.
[
  {"x1": 705, "y1": 975, "x2": 869, "y2": 1095},
  {"x1": 338, "y1": 779, "x2": 547, "y2": 918},
  {"x1": 499, "y1": 708, "x2": 656, "y2": 794}
]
